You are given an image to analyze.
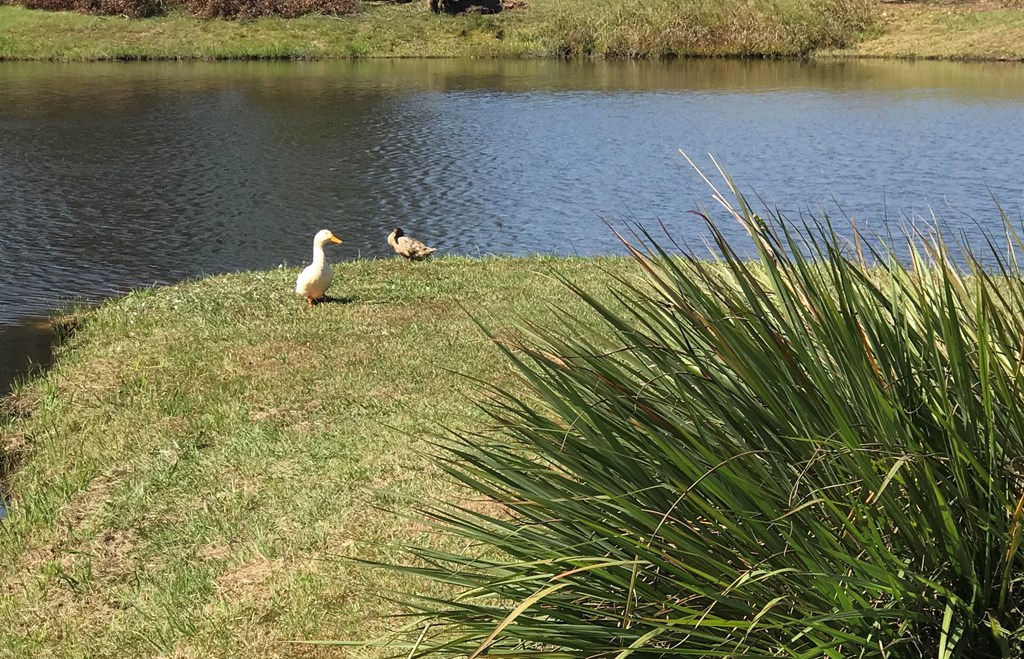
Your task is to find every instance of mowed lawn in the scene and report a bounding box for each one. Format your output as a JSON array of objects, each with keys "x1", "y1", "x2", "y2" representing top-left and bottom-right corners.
[{"x1": 0, "y1": 256, "x2": 633, "y2": 658}]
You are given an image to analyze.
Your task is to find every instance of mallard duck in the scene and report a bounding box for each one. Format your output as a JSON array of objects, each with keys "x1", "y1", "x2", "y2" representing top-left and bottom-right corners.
[
  {"x1": 295, "y1": 229, "x2": 343, "y2": 308},
  {"x1": 387, "y1": 227, "x2": 437, "y2": 261}
]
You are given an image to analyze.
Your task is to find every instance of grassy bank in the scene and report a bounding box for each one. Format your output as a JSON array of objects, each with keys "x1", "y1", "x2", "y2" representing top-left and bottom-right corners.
[
  {"x1": 5, "y1": 0, "x2": 1024, "y2": 62},
  {"x1": 0, "y1": 257, "x2": 633, "y2": 658},
  {"x1": 831, "y1": 1, "x2": 1024, "y2": 60},
  {"x1": 0, "y1": 0, "x2": 875, "y2": 60}
]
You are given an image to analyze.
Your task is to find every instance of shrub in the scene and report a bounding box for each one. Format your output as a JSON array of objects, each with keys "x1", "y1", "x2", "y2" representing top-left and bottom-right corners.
[
  {"x1": 14, "y1": 0, "x2": 354, "y2": 18},
  {"x1": 391, "y1": 159, "x2": 1024, "y2": 655},
  {"x1": 429, "y1": 0, "x2": 501, "y2": 14},
  {"x1": 181, "y1": 0, "x2": 352, "y2": 18},
  {"x1": 17, "y1": 0, "x2": 161, "y2": 17}
]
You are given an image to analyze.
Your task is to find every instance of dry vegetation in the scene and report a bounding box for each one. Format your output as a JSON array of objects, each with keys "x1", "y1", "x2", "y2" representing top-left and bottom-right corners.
[
  {"x1": 182, "y1": 0, "x2": 353, "y2": 20},
  {"x1": 831, "y1": 0, "x2": 1024, "y2": 59},
  {"x1": 11, "y1": 0, "x2": 356, "y2": 19}
]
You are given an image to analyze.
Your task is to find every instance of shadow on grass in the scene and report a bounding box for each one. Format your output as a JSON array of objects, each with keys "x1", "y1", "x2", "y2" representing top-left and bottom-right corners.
[{"x1": 315, "y1": 295, "x2": 357, "y2": 306}]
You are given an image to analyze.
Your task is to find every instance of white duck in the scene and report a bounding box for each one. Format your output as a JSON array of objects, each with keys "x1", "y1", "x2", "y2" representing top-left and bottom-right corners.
[{"x1": 295, "y1": 229, "x2": 343, "y2": 307}]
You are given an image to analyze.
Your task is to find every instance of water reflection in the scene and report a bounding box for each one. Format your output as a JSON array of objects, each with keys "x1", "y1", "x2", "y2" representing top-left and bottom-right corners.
[
  {"x1": 0, "y1": 317, "x2": 55, "y2": 396},
  {"x1": 7, "y1": 58, "x2": 1024, "y2": 98},
  {"x1": 3, "y1": 58, "x2": 1024, "y2": 393}
]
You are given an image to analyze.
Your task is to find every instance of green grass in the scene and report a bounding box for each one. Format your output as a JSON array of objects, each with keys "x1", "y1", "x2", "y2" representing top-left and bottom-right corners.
[
  {"x1": 7, "y1": 221, "x2": 1024, "y2": 656},
  {"x1": 0, "y1": 256, "x2": 635, "y2": 658},
  {"x1": 0, "y1": 0, "x2": 875, "y2": 61}
]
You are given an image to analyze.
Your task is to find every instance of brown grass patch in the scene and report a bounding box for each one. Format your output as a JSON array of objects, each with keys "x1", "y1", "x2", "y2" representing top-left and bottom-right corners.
[
  {"x1": 249, "y1": 399, "x2": 323, "y2": 423},
  {"x1": 1, "y1": 430, "x2": 30, "y2": 498},
  {"x1": 225, "y1": 341, "x2": 319, "y2": 379},
  {"x1": 6, "y1": 474, "x2": 126, "y2": 582},
  {"x1": 0, "y1": 390, "x2": 40, "y2": 420},
  {"x1": 215, "y1": 464, "x2": 263, "y2": 499},
  {"x1": 56, "y1": 355, "x2": 124, "y2": 403},
  {"x1": 880, "y1": 0, "x2": 1022, "y2": 10},
  {"x1": 214, "y1": 557, "x2": 284, "y2": 602},
  {"x1": 403, "y1": 494, "x2": 512, "y2": 535},
  {"x1": 3, "y1": 527, "x2": 137, "y2": 643},
  {"x1": 59, "y1": 472, "x2": 118, "y2": 530},
  {"x1": 87, "y1": 527, "x2": 140, "y2": 585},
  {"x1": 461, "y1": 495, "x2": 512, "y2": 521},
  {"x1": 197, "y1": 542, "x2": 233, "y2": 561}
]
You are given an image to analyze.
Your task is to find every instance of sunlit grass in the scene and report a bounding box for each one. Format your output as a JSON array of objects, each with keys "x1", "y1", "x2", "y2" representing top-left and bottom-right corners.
[
  {"x1": 0, "y1": 256, "x2": 634, "y2": 658},
  {"x1": 6, "y1": 0, "x2": 1024, "y2": 61},
  {"x1": 830, "y1": 1, "x2": 1024, "y2": 60},
  {"x1": 0, "y1": 0, "x2": 876, "y2": 60}
]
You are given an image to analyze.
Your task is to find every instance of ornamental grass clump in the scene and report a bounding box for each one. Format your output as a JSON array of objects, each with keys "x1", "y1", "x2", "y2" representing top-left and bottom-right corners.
[
  {"x1": 548, "y1": 0, "x2": 874, "y2": 59},
  {"x1": 391, "y1": 159, "x2": 1024, "y2": 656}
]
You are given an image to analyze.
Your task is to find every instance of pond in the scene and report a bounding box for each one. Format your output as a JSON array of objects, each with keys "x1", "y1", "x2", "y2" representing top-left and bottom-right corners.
[{"x1": 3, "y1": 58, "x2": 1024, "y2": 393}]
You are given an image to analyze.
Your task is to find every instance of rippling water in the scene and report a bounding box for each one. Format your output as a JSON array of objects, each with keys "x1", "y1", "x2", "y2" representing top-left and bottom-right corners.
[{"x1": 3, "y1": 58, "x2": 1024, "y2": 391}]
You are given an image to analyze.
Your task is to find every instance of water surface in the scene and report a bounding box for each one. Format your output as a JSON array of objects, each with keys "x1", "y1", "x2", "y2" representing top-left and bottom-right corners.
[{"x1": 3, "y1": 58, "x2": 1024, "y2": 392}]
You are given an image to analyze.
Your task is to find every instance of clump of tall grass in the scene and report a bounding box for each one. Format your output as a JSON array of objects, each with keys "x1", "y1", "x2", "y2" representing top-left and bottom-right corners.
[
  {"x1": 390, "y1": 158, "x2": 1024, "y2": 656},
  {"x1": 549, "y1": 0, "x2": 875, "y2": 58}
]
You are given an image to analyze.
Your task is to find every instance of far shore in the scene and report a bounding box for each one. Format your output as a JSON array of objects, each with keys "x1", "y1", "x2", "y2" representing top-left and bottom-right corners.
[{"x1": 2, "y1": 1, "x2": 1024, "y2": 63}]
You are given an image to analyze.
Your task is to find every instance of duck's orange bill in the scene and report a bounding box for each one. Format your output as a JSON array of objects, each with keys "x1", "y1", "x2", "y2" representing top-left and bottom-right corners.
[{"x1": 330, "y1": 236, "x2": 343, "y2": 244}]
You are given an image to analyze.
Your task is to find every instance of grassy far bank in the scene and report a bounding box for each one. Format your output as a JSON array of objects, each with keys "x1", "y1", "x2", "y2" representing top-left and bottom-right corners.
[
  {"x1": 830, "y1": 1, "x2": 1024, "y2": 60},
  {"x1": 0, "y1": 257, "x2": 634, "y2": 658},
  {"x1": 4, "y1": 0, "x2": 1024, "y2": 62},
  {"x1": 0, "y1": 0, "x2": 877, "y2": 60}
]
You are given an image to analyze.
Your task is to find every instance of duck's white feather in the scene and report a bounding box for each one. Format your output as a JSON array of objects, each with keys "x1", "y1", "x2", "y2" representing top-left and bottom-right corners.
[
  {"x1": 295, "y1": 229, "x2": 341, "y2": 302},
  {"x1": 295, "y1": 258, "x2": 333, "y2": 299}
]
